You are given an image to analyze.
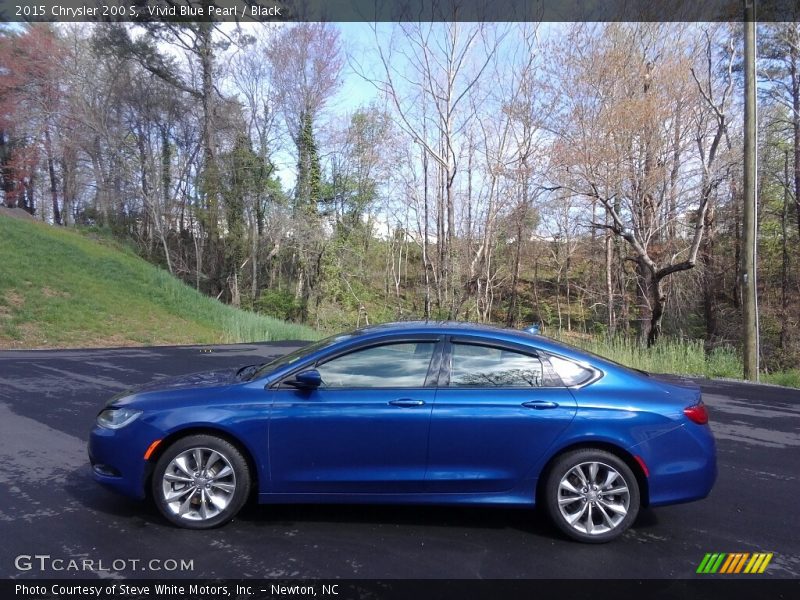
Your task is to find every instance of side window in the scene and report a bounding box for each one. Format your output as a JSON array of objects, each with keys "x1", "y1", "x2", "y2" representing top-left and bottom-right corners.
[
  {"x1": 546, "y1": 354, "x2": 595, "y2": 386},
  {"x1": 449, "y1": 343, "x2": 545, "y2": 388},
  {"x1": 316, "y1": 342, "x2": 436, "y2": 388}
]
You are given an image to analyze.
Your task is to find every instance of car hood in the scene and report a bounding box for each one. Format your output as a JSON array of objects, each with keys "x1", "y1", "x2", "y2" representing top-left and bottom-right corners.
[{"x1": 108, "y1": 368, "x2": 240, "y2": 406}]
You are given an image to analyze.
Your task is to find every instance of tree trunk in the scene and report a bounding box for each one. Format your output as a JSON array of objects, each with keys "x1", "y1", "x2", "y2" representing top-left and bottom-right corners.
[
  {"x1": 436, "y1": 148, "x2": 445, "y2": 312},
  {"x1": 43, "y1": 128, "x2": 61, "y2": 225},
  {"x1": 193, "y1": 228, "x2": 203, "y2": 292},
  {"x1": 60, "y1": 146, "x2": 76, "y2": 227},
  {"x1": 605, "y1": 224, "x2": 615, "y2": 336},
  {"x1": 565, "y1": 254, "x2": 572, "y2": 332},
  {"x1": 647, "y1": 276, "x2": 666, "y2": 348},
  {"x1": 533, "y1": 257, "x2": 541, "y2": 326},
  {"x1": 251, "y1": 217, "x2": 259, "y2": 304},
  {"x1": 446, "y1": 170, "x2": 456, "y2": 318},
  {"x1": 135, "y1": 129, "x2": 154, "y2": 254},
  {"x1": 506, "y1": 218, "x2": 523, "y2": 327},
  {"x1": 641, "y1": 261, "x2": 667, "y2": 348},
  {"x1": 198, "y1": 23, "x2": 219, "y2": 248},
  {"x1": 555, "y1": 265, "x2": 563, "y2": 332},
  {"x1": 636, "y1": 257, "x2": 666, "y2": 347},
  {"x1": 422, "y1": 151, "x2": 431, "y2": 318},
  {"x1": 159, "y1": 229, "x2": 173, "y2": 275},
  {"x1": 701, "y1": 201, "x2": 717, "y2": 343},
  {"x1": 614, "y1": 198, "x2": 630, "y2": 335},
  {"x1": 732, "y1": 176, "x2": 742, "y2": 308},
  {"x1": 791, "y1": 40, "x2": 800, "y2": 239},
  {"x1": 90, "y1": 138, "x2": 109, "y2": 226},
  {"x1": 780, "y1": 150, "x2": 791, "y2": 351},
  {"x1": 230, "y1": 272, "x2": 241, "y2": 308}
]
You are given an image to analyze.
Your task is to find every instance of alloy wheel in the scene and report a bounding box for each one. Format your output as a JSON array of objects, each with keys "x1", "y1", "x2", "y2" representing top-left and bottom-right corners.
[
  {"x1": 556, "y1": 461, "x2": 631, "y2": 536},
  {"x1": 160, "y1": 447, "x2": 237, "y2": 522}
]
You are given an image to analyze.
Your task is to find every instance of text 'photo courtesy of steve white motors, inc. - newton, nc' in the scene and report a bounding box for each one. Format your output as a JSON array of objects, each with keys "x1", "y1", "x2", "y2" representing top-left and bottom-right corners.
[
  {"x1": 14, "y1": 583, "x2": 339, "y2": 598},
  {"x1": 12, "y1": 2, "x2": 284, "y2": 19}
]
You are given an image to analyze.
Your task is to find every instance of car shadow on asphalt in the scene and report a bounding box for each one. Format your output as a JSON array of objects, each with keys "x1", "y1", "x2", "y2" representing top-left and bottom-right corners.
[
  {"x1": 238, "y1": 501, "x2": 663, "y2": 543},
  {"x1": 64, "y1": 465, "x2": 562, "y2": 536},
  {"x1": 63, "y1": 465, "x2": 165, "y2": 525},
  {"x1": 239, "y1": 502, "x2": 561, "y2": 536}
]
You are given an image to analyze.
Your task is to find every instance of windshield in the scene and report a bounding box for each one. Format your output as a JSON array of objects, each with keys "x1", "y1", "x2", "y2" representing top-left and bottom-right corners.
[{"x1": 247, "y1": 332, "x2": 356, "y2": 381}]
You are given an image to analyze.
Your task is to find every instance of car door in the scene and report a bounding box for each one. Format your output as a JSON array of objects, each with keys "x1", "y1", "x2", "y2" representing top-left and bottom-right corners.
[
  {"x1": 426, "y1": 337, "x2": 578, "y2": 493},
  {"x1": 268, "y1": 337, "x2": 442, "y2": 494}
]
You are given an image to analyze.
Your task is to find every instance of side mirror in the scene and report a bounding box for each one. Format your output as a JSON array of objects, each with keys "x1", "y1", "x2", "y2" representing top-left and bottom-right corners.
[{"x1": 286, "y1": 369, "x2": 322, "y2": 390}]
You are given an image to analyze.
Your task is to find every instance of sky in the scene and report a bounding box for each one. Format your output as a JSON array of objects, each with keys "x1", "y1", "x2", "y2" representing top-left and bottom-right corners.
[
  {"x1": 48, "y1": 21, "x2": 559, "y2": 189},
  {"x1": 217, "y1": 21, "x2": 387, "y2": 187},
  {"x1": 258, "y1": 21, "x2": 559, "y2": 187}
]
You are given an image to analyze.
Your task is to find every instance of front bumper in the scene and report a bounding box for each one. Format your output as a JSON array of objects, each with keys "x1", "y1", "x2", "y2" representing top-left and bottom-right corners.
[{"x1": 88, "y1": 423, "x2": 157, "y2": 500}]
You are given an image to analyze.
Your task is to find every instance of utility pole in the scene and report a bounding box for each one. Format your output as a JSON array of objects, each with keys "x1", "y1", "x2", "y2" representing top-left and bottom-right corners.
[{"x1": 742, "y1": 0, "x2": 760, "y2": 380}]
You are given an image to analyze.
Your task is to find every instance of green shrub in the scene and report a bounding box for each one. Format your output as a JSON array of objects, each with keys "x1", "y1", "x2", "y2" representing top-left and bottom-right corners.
[
  {"x1": 762, "y1": 370, "x2": 800, "y2": 388},
  {"x1": 255, "y1": 290, "x2": 302, "y2": 321}
]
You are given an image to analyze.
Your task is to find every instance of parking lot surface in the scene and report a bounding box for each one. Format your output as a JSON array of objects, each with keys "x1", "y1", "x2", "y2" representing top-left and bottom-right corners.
[{"x1": 0, "y1": 343, "x2": 797, "y2": 579}]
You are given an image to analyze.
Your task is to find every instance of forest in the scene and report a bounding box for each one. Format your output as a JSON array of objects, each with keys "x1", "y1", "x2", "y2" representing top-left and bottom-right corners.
[{"x1": 0, "y1": 21, "x2": 798, "y2": 377}]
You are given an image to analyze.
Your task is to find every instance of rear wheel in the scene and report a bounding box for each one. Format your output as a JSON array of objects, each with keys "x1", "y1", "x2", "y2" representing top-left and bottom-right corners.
[
  {"x1": 152, "y1": 435, "x2": 251, "y2": 529},
  {"x1": 544, "y1": 449, "x2": 639, "y2": 543}
]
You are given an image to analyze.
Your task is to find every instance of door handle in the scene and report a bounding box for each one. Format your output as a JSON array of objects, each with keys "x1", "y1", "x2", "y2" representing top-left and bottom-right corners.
[
  {"x1": 522, "y1": 400, "x2": 559, "y2": 410},
  {"x1": 389, "y1": 398, "x2": 426, "y2": 407}
]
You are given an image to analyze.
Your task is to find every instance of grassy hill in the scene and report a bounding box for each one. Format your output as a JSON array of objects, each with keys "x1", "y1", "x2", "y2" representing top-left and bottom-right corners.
[{"x1": 0, "y1": 213, "x2": 318, "y2": 349}]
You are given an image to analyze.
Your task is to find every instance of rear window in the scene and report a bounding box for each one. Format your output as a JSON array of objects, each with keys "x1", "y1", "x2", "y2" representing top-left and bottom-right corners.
[
  {"x1": 449, "y1": 343, "x2": 551, "y2": 388},
  {"x1": 546, "y1": 354, "x2": 596, "y2": 387}
]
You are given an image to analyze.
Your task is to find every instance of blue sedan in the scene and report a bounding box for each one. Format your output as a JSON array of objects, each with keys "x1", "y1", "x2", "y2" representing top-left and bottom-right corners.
[{"x1": 88, "y1": 321, "x2": 716, "y2": 542}]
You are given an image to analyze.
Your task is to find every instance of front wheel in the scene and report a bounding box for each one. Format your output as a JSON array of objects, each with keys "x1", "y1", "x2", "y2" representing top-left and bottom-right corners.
[
  {"x1": 151, "y1": 435, "x2": 251, "y2": 529},
  {"x1": 544, "y1": 449, "x2": 640, "y2": 543}
]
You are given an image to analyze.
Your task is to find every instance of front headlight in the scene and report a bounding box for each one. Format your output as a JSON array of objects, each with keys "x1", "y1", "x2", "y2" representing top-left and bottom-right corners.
[{"x1": 97, "y1": 408, "x2": 142, "y2": 430}]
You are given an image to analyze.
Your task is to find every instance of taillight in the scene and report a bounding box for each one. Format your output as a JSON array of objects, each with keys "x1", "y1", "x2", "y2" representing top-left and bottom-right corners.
[{"x1": 684, "y1": 402, "x2": 709, "y2": 425}]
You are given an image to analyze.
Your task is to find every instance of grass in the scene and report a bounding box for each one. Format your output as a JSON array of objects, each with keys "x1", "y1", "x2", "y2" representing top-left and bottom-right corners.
[
  {"x1": 557, "y1": 334, "x2": 742, "y2": 379},
  {"x1": 762, "y1": 370, "x2": 800, "y2": 388},
  {"x1": 0, "y1": 214, "x2": 319, "y2": 349},
  {"x1": 556, "y1": 332, "x2": 799, "y2": 388}
]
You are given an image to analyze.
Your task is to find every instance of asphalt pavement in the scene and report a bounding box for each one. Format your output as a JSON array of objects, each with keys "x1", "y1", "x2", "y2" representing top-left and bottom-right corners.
[{"x1": 0, "y1": 343, "x2": 797, "y2": 579}]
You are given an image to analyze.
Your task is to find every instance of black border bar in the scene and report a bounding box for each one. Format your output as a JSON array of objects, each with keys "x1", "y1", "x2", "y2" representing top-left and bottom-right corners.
[
  {"x1": 6, "y1": 579, "x2": 800, "y2": 600},
  {"x1": 1, "y1": 0, "x2": 800, "y2": 23}
]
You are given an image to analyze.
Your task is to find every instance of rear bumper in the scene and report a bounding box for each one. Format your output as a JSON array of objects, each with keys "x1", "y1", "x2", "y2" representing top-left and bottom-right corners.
[{"x1": 632, "y1": 422, "x2": 717, "y2": 506}]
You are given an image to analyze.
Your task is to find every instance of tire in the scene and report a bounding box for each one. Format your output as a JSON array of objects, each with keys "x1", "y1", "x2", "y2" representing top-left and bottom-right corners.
[
  {"x1": 544, "y1": 448, "x2": 640, "y2": 543},
  {"x1": 151, "y1": 434, "x2": 251, "y2": 529}
]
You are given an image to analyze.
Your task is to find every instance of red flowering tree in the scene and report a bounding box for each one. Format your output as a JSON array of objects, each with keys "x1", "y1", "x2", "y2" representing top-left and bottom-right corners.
[{"x1": 0, "y1": 25, "x2": 65, "y2": 220}]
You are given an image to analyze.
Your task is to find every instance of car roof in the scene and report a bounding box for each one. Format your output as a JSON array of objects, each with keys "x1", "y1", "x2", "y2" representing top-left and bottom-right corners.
[
  {"x1": 347, "y1": 320, "x2": 565, "y2": 352},
  {"x1": 355, "y1": 320, "x2": 508, "y2": 334},
  {"x1": 345, "y1": 321, "x2": 628, "y2": 368}
]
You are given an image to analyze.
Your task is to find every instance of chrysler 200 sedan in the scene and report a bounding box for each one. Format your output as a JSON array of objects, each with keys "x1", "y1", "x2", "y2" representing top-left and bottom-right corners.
[{"x1": 88, "y1": 321, "x2": 716, "y2": 543}]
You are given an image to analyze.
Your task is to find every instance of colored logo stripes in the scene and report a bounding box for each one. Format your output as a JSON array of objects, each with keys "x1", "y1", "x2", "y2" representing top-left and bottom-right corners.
[{"x1": 696, "y1": 552, "x2": 773, "y2": 574}]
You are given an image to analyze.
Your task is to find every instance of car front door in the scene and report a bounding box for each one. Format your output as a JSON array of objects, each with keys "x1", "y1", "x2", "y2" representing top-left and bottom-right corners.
[
  {"x1": 426, "y1": 337, "x2": 578, "y2": 494},
  {"x1": 268, "y1": 337, "x2": 442, "y2": 494}
]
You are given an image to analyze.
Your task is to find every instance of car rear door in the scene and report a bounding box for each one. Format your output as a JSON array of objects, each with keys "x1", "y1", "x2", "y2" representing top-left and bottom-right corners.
[
  {"x1": 425, "y1": 337, "x2": 577, "y2": 493},
  {"x1": 267, "y1": 336, "x2": 443, "y2": 494}
]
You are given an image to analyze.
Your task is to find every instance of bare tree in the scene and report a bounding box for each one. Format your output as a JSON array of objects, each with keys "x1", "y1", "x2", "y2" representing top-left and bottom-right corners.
[
  {"x1": 364, "y1": 22, "x2": 504, "y2": 317},
  {"x1": 543, "y1": 24, "x2": 737, "y2": 345},
  {"x1": 231, "y1": 27, "x2": 283, "y2": 302},
  {"x1": 268, "y1": 23, "x2": 343, "y2": 313}
]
